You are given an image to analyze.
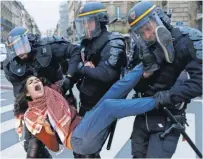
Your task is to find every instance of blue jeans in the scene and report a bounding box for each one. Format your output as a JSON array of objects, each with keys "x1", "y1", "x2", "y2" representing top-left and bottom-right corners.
[{"x1": 71, "y1": 64, "x2": 156, "y2": 155}]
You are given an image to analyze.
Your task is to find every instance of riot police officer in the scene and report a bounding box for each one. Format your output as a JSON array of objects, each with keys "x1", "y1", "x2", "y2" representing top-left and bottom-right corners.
[
  {"x1": 3, "y1": 26, "x2": 81, "y2": 158},
  {"x1": 74, "y1": 1, "x2": 127, "y2": 158},
  {"x1": 127, "y1": 1, "x2": 202, "y2": 158}
]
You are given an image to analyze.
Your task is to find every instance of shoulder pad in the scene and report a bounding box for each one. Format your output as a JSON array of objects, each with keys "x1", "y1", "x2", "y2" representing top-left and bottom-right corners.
[
  {"x1": 187, "y1": 28, "x2": 202, "y2": 61},
  {"x1": 196, "y1": 50, "x2": 202, "y2": 61},
  {"x1": 108, "y1": 32, "x2": 124, "y2": 41},
  {"x1": 175, "y1": 26, "x2": 202, "y2": 62},
  {"x1": 9, "y1": 60, "x2": 26, "y2": 76},
  {"x1": 177, "y1": 26, "x2": 202, "y2": 40},
  {"x1": 108, "y1": 32, "x2": 125, "y2": 49},
  {"x1": 3, "y1": 58, "x2": 9, "y2": 68},
  {"x1": 37, "y1": 36, "x2": 68, "y2": 46},
  {"x1": 193, "y1": 40, "x2": 202, "y2": 61},
  {"x1": 53, "y1": 36, "x2": 69, "y2": 42},
  {"x1": 193, "y1": 40, "x2": 202, "y2": 50},
  {"x1": 109, "y1": 38, "x2": 125, "y2": 49},
  {"x1": 188, "y1": 28, "x2": 202, "y2": 40},
  {"x1": 176, "y1": 26, "x2": 191, "y2": 35}
]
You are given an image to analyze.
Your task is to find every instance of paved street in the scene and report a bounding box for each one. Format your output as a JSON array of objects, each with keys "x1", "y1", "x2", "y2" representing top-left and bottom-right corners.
[{"x1": 0, "y1": 70, "x2": 202, "y2": 158}]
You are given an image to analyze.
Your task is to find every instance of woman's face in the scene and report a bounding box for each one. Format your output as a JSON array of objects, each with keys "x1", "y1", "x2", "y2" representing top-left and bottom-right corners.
[{"x1": 26, "y1": 76, "x2": 44, "y2": 99}]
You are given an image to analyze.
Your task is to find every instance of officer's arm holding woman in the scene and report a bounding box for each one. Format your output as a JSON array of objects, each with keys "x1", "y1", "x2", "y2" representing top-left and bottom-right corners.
[
  {"x1": 3, "y1": 27, "x2": 81, "y2": 158},
  {"x1": 50, "y1": 37, "x2": 81, "y2": 77},
  {"x1": 78, "y1": 39, "x2": 126, "y2": 83}
]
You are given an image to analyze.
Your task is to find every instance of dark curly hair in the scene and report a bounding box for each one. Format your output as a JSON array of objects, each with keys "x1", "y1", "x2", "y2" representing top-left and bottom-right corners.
[
  {"x1": 13, "y1": 76, "x2": 77, "y2": 117},
  {"x1": 13, "y1": 76, "x2": 53, "y2": 117}
]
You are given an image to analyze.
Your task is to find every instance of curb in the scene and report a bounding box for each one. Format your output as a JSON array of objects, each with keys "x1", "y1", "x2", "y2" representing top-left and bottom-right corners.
[{"x1": 1, "y1": 85, "x2": 13, "y2": 90}]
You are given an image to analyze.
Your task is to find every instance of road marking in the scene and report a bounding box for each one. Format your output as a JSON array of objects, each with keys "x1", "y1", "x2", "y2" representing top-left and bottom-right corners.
[
  {"x1": 0, "y1": 104, "x2": 13, "y2": 114},
  {"x1": 0, "y1": 90, "x2": 8, "y2": 93},
  {"x1": 0, "y1": 118, "x2": 16, "y2": 134},
  {"x1": 0, "y1": 79, "x2": 9, "y2": 84},
  {"x1": 0, "y1": 98, "x2": 6, "y2": 102},
  {"x1": 0, "y1": 104, "x2": 16, "y2": 134},
  {"x1": 0, "y1": 141, "x2": 26, "y2": 158}
]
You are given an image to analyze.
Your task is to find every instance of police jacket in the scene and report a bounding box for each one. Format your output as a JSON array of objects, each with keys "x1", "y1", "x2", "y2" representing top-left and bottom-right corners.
[
  {"x1": 78, "y1": 28, "x2": 127, "y2": 106},
  {"x1": 133, "y1": 26, "x2": 202, "y2": 115}
]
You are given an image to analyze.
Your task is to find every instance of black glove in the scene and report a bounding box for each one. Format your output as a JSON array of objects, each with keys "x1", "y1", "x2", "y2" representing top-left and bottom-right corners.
[
  {"x1": 142, "y1": 53, "x2": 160, "y2": 72},
  {"x1": 137, "y1": 37, "x2": 160, "y2": 72},
  {"x1": 154, "y1": 90, "x2": 173, "y2": 109},
  {"x1": 58, "y1": 77, "x2": 72, "y2": 94}
]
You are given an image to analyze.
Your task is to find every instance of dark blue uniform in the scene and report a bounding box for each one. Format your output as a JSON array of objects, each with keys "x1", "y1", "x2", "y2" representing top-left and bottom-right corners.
[
  {"x1": 3, "y1": 36, "x2": 81, "y2": 158},
  {"x1": 130, "y1": 26, "x2": 202, "y2": 158},
  {"x1": 77, "y1": 28, "x2": 127, "y2": 116},
  {"x1": 4, "y1": 36, "x2": 81, "y2": 97}
]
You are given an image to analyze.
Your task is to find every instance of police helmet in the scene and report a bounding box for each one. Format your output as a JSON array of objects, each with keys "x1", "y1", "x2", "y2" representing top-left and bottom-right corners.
[
  {"x1": 128, "y1": 1, "x2": 166, "y2": 43},
  {"x1": 75, "y1": 2, "x2": 109, "y2": 40},
  {"x1": 6, "y1": 26, "x2": 31, "y2": 61}
]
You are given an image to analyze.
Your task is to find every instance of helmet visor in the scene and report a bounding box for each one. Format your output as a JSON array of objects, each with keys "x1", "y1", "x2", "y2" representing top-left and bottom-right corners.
[
  {"x1": 131, "y1": 12, "x2": 164, "y2": 43},
  {"x1": 7, "y1": 34, "x2": 31, "y2": 60},
  {"x1": 75, "y1": 15, "x2": 101, "y2": 40}
]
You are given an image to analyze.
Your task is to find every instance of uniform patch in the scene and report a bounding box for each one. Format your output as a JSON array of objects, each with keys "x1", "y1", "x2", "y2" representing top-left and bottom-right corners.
[
  {"x1": 130, "y1": 11, "x2": 136, "y2": 20},
  {"x1": 79, "y1": 6, "x2": 84, "y2": 14}
]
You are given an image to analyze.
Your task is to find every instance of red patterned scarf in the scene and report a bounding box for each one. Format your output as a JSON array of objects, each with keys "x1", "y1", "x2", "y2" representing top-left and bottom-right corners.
[{"x1": 24, "y1": 86, "x2": 72, "y2": 145}]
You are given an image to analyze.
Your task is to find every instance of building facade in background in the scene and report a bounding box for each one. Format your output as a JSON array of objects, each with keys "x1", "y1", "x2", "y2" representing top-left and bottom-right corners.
[
  {"x1": 66, "y1": 0, "x2": 86, "y2": 42},
  {"x1": 59, "y1": 1, "x2": 69, "y2": 39},
  {"x1": 1, "y1": 1, "x2": 202, "y2": 44},
  {"x1": 166, "y1": 1, "x2": 202, "y2": 31},
  {"x1": 103, "y1": 1, "x2": 134, "y2": 34},
  {"x1": 106, "y1": 1, "x2": 202, "y2": 33},
  {"x1": 1, "y1": 1, "x2": 40, "y2": 43},
  {"x1": 56, "y1": 0, "x2": 202, "y2": 43},
  {"x1": 42, "y1": 28, "x2": 55, "y2": 37},
  {"x1": 54, "y1": 21, "x2": 60, "y2": 36},
  {"x1": 1, "y1": 1, "x2": 21, "y2": 43}
]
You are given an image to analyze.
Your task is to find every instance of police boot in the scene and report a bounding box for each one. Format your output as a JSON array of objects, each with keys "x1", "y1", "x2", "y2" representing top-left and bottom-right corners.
[
  {"x1": 155, "y1": 26, "x2": 175, "y2": 63},
  {"x1": 26, "y1": 138, "x2": 52, "y2": 158},
  {"x1": 73, "y1": 152, "x2": 100, "y2": 159},
  {"x1": 38, "y1": 146, "x2": 52, "y2": 158},
  {"x1": 81, "y1": 153, "x2": 100, "y2": 159},
  {"x1": 93, "y1": 152, "x2": 101, "y2": 158},
  {"x1": 73, "y1": 153, "x2": 93, "y2": 159},
  {"x1": 73, "y1": 152, "x2": 83, "y2": 158}
]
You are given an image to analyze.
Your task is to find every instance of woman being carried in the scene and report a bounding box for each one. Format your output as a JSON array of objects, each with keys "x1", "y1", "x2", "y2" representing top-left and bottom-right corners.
[{"x1": 14, "y1": 64, "x2": 155, "y2": 155}]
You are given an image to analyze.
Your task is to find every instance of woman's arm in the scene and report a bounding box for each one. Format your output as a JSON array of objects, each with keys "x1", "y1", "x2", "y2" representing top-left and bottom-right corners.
[
  {"x1": 35, "y1": 127, "x2": 59, "y2": 152},
  {"x1": 36, "y1": 116, "x2": 55, "y2": 135},
  {"x1": 35, "y1": 116, "x2": 59, "y2": 152}
]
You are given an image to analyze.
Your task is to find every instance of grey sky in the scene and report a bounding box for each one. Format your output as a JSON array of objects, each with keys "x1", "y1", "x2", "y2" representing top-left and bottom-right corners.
[{"x1": 21, "y1": 0, "x2": 65, "y2": 33}]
